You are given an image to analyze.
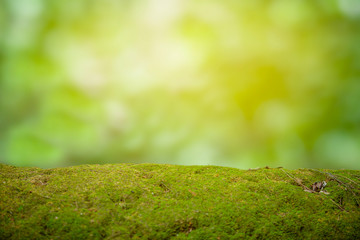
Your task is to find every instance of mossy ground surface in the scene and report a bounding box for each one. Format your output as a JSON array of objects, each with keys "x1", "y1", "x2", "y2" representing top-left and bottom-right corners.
[{"x1": 1, "y1": 163, "x2": 360, "y2": 239}]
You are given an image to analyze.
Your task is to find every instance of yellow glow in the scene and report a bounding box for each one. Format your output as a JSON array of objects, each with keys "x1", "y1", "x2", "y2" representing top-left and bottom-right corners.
[{"x1": 1, "y1": 0, "x2": 360, "y2": 169}]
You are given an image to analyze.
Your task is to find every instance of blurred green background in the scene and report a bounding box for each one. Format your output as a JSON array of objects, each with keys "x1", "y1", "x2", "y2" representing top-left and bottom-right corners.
[{"x1": 1, "y1": 0, "x2": 360, "y2": 169}]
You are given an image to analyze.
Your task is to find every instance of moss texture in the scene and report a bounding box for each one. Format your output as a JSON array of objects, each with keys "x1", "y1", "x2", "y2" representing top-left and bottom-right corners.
[{"x1": 1, "y1": 163, "x2": 360, "y2": 239}]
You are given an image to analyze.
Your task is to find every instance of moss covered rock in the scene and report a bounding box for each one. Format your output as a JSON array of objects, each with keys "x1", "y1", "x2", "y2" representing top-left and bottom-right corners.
[{"x1": 1, "y1": 163, "x2": 360, "y2": 239}]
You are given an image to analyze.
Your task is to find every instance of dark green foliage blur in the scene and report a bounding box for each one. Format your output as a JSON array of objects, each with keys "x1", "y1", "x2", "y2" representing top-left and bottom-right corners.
[{"x1": 0, "y1": 0, "x2": 360, "y2": 169}]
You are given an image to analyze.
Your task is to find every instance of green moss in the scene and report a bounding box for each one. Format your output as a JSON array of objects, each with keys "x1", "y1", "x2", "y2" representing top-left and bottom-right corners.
[{"x1": 1, "y1": 163, "x2": 359, "y2": 239}]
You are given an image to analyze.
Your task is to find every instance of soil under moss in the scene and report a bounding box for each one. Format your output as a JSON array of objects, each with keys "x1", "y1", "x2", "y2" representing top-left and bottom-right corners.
[{"x1": 1, "y1": 163, "x2": 360, "y2": 239}]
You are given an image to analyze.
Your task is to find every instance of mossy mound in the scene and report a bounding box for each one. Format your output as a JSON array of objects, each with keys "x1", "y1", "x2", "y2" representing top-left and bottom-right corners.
[{"x1": 1, "y1": 163, "x2": 360, "y2": 239}]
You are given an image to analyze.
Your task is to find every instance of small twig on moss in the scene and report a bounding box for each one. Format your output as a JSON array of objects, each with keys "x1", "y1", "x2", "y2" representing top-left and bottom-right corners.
[
  {"x1": 30, "y1": 191, "x2": 51, "y2": 199},
  {"x1": 282, "y1": 169, "x2": 352, "y2": 211},
  {"x1": 36, "y1": 193, "x2": 51, "y2": 199},
  {"x1": 280, "y1": 169, "x2": 313, "y2": 192},
  {"x1": 309, "y1": 169, "x2": 347, "y2": 186},
  {"x1": 159, "y1": 181, "x2": 170, "y2": 192},
  {"x1": 309, "y1": 169, "x2": 360, "y2": 207},
  {"x1": 248, "y1": 167, "x2": 261, "y2": 171},
  {"x1": 329, "y1": 198, "x2": 347, "y2": 212},
  {"x1": 336, "y1": 175, "x2": 360, "y2": 187}
]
